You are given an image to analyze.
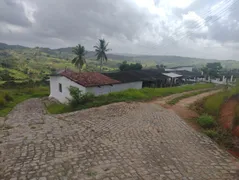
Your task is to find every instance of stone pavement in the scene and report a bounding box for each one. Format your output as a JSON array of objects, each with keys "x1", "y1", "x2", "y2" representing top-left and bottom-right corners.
[{"x1": 0, "y1": 98, "x2": 239, "y2": 180}]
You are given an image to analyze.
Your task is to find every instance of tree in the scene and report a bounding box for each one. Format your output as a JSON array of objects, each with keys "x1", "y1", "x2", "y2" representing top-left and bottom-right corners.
[
  {"x1": 202, "y1": 62, "x2": 222, "y2": 78},
  {"x1": 119, "y1": 61, "x2": 143, "y2": 71},
  {"x1": 156, "y1": 64, "x2": 166, "y2": 71},
  {"x1": 72, "y1": 44, "x2": 86, "y2": 72},
  {"x1": 94, "y1": 39, "x2": 110, "y2": 72}
]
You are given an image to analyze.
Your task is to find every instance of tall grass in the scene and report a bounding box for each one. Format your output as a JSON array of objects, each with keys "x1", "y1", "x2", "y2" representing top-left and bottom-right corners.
[
  {"x1": 203, "y1": 86, "x2": 239, "y2": 117},
  {"x1": 48, "y1": 83, "x2": 214, "y2": 114}
]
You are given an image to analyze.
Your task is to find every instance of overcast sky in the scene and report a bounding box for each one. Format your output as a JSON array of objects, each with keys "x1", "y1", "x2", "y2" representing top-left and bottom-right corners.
[{"x1": 1, "y1": 0, "x2": 239, "y2": 60}]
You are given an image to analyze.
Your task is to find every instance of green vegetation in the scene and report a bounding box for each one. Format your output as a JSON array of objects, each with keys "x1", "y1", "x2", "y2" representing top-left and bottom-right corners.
[
  {"x1": 191, "y1": 84, "x2": 239, "y2": 150},
  {"x1": 203, "y1": 86, "x2": 239, "y2": 117},
  {"x1": 119, "y1": 61, "x2": 143, "y2": 71},
  {"x1": 47, "y1": 83, "x2": 214, "y2": 114},
  {"x1": 167, "y1": 88, "x2": 214, "y2": 105},
  {"x1": 201, "y1": 62, "x2": 222, "y2": 79},
  {"x1": 233, "y1": 104, "x2": 239, "y2": 127},
  {"x1": 196, "y1": 114, "x2": 216, "y2": 129},
  {"x1": 72, "y1": 44, "x2": 86, "y2": 71},
  {"x1": 0, "y1": 86, "x2": 49, "y2": 117},
  {"x1": 94, "y1": 39, "x2": 110, "y2": 72},
  {"x1": 203, "y1": 129, "x2": 233, "y2": 148}
]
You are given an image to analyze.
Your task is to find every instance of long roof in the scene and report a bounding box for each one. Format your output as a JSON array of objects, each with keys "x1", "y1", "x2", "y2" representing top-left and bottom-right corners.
[
  {"x1": 171, "y1": 70, "x2": 203, "y2": 78},
  {"x1": 59, "y1": 70, "x2": 120, "y2": 87},
  {"x1": 104, "y1": 70, "x2": 168, "y2": 83},
  {"x1": 162, "y1": 72, "x2": 183, "y2": 78}
]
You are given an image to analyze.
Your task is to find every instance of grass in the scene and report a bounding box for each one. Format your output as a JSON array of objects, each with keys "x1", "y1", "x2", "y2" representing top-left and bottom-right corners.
[
  {"x1": 47, "y1": 83, "x2": 214, "y2": 114},
  {"x1": 191, "y1": 84, "x2": 239, "y2": 150},
  {"x1": 203, "y1": 128, "x2": 233, "y2": 148},
  {"x1": 0, "y1": 86, "x2": 49, "y2": 117},
  {"x1": 203, "y1": 86, "x2": 239, "y2": 117},
  {"x1": 167, "y1": 88, "x2": 214, "y2": 105},
  {"x1": 196, "y1": 114, "x2": 216, "y2": 129}
]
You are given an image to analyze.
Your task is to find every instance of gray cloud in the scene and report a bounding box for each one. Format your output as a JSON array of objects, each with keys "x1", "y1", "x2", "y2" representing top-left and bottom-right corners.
[
  {"x1": 0, "y1": 0, "x2": 31, "y2": 27},
  {"x1": 0, "y1": 0, "x2": 239, "y2": 59}
]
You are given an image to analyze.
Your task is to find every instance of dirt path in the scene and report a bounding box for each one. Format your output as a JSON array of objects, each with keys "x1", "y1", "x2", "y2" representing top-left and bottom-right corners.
[
  {"x1": 152, "y1": 88, "x2": 211, "y2": 105},
  {"x1": 176, "y1": 89, "x2": 221, "y2": 107},
  {"x1": 0, "y1": 98, "x2": 239, "y2": 179},
  {"x1": 153, "y1": 89, "x2": 221, "y2": 120}
]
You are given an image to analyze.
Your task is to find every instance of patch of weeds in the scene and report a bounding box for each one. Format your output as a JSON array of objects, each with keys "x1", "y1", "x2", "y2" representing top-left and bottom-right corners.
[
  {"x1": 203, "y1": 128, "x2": 233, "y2": 148},
  {"x1": 233, "y1": 104, "x2": 239, "y2": 128},
  {"x1": 87, "y1": 171, "x2": 97, "y2": 177},
  {"x1": 197, "y1": 114, "x2": 216, "y2": 129},
  {"x1": 203, "y1": 129, "x2": 218, "y2": 139},
  {"x1": 30, "y1": 126, "x2": 36, "y2": 129}
]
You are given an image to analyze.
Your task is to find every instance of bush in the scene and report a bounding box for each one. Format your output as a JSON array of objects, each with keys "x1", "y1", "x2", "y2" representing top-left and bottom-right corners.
[
  {"x1": 4, "y1": 92, "x2": 13, "y2": 102},
  {"x1": 68, "y1": 86, "x2": 95, "y2": 107},
  {"x1": 197, "y1": 114, "x2": 216, "y2": 128},
  {"x1": 0, "y1": 97, "x2": 6, "y2": 108},
  {"x1": 203, "y1": 129, "x2": 218, "y2": 139}
]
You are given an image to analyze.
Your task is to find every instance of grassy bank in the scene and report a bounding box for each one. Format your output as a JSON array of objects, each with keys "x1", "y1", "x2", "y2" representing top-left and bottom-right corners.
[
  {"x1": 47, "y1": 83, "x2": 214, "y2": 114},
  {"x1": 0, "y1": 86, "x2": 49, "y2": 117},
  {"x1": 191, "y1": 85, "x2": 239, "y2": 151},
  {"x1": 201, "y1": 86, "x2": 239, "y2": 117}
]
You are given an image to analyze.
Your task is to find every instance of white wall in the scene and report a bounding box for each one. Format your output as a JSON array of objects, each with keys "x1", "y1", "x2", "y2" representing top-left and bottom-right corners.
[
  {"x1": 86, "y1": 81, "x2": 142, "y2": 96},
  {"x1": 49, "y1": 76, "x2": 86, "y2": 103},
  {"x1": 50, "y1": 76, "x2": 143, "y2": 103}
]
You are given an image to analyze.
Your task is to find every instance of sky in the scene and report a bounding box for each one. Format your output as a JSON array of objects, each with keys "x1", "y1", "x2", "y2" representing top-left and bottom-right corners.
[{"x1": 0, "y1": 0, "x2": 239, "y2": 60}]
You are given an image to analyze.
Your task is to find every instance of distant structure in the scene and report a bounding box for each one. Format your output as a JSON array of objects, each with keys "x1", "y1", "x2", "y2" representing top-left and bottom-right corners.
[{"x1": 165, "y1": 66, "x2": 193, "y2": 72}]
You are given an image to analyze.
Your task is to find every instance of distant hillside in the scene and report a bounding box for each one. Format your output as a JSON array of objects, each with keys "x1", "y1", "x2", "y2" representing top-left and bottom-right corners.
[{"x1": 0, "y1": 42, "x2": 239, "y2": 82}]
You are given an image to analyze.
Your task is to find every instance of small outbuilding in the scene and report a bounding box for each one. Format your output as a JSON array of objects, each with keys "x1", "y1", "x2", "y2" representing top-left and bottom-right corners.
[{"x1": 49, "y1": 70, "x2": 143, "y2": 103}]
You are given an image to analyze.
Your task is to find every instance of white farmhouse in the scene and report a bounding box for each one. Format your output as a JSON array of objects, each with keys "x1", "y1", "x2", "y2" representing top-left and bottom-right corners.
[{"x1": 49, "y1": 70, "x2": 142, "y2": 103}]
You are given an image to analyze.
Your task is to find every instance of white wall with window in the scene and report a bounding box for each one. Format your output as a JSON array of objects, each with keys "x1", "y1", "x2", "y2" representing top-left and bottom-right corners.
[
  {"x1": 49, "y1": 76, "x2": 86, "y2": 103},
  {"x1": 49, "y1": 76, "x2": 143, "y2": 103}
]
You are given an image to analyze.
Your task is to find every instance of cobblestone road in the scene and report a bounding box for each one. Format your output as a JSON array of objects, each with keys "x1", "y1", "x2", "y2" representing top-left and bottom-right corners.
[{"x1": 0, "y1": 98, "x2": 239, "y2": 180}]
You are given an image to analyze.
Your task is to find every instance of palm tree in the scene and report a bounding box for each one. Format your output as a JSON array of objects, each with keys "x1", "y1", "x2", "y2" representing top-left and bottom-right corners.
[
  {"x1": 72, "y1": 44, "x2": 86, "y2": 72},
  {"x1": 94, "y1": 39, "x2": 111, "y2": 72}
]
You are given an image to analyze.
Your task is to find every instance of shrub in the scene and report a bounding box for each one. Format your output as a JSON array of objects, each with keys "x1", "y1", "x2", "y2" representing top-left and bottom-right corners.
[
  {"x1": 68, "y1": 86, "x2": 95, "y2": 107},
  {"x1": 203, "y1": 129, "x2": 218, "y2": 139},
  {"x1": 197, "y1": 114, "x2": 216, "y2": 128},
  {"x1": 4, "y1": 92, "x2": 13, "y2": 102},
  {"x1": 0, "y1": 97, "x2": 6, "y2": 108}
]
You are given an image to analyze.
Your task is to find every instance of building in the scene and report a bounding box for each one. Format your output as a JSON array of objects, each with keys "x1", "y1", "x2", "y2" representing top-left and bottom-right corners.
[
  {"x1": 165, "y1": 66, "x2": 193, "y2": 72},
  {"x1": 104, "y1": 70, "x2": 183, "y2": 88},
  {"x1": 49, "y1": 70, "x2": 143, "y2": 103}
]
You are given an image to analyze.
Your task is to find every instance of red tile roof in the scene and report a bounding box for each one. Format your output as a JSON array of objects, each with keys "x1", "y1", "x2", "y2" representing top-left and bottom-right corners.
[{"x1": 60, "y1": 70, "x2": 120, "y2": 87}]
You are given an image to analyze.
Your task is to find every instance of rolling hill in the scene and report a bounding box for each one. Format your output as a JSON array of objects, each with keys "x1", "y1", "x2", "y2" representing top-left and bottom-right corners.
[{"x1": 0, "y1": 42, "x2": 238, "y2": 82}]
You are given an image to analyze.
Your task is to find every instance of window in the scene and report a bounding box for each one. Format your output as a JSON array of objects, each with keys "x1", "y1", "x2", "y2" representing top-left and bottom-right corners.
[{"x1": 59, "y1": 83, "x2": 62, "y2": 92}]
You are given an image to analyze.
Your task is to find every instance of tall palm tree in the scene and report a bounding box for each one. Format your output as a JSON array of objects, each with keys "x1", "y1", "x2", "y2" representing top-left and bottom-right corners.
[
  {"x1": 72, "y1": 44, "x2": 86, "y2": 72},
  {"x1": 94, "y1": 39, "x2": 111, "y2": 72}
]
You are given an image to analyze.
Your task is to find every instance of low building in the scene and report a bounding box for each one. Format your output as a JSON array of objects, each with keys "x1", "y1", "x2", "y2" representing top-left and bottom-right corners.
[
  {"x1": 49, "y1": 70, "x2": 142, "y2": 103},
  {"x1": 165, "y1": 66, "x2": 193, "y2": 72},
  {"x1": 104, "y1": 70, "x2": 182, "y2": 88}
]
